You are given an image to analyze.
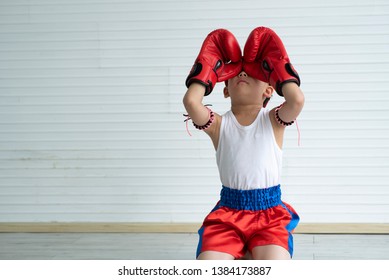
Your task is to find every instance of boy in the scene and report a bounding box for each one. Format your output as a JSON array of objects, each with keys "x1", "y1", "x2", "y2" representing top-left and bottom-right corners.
[{"x1": 183, "y1": 27, "x2": 304, "y2": 260}]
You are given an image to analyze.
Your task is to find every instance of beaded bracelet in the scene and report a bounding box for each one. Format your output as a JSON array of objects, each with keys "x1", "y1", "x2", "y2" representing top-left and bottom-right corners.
[
  {"x1": 183, "y1": 105, "x2": 215, "y2": 136},
  {"x1": 275, "y1": 102, "x2": 301, "y2": 146},
  {"x1": 193, "y1": 107, "x2": 215, "y2": 130},
  {"x1": 275, "y1": 102, "x2": 295, "y2": 126}
]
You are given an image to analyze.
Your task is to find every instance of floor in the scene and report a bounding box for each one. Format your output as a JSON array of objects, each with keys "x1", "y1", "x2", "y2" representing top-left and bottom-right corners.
[{"x1": 1, "y1": 233, "x2": 389, "y2": 260}]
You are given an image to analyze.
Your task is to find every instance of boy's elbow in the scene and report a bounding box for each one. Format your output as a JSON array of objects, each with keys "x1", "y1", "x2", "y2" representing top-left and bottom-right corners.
[
  {"x1": 183, "y1": 84, "x2": 205, "y2": 110},
  {"x1": 282, "y1": 83, "x2": 304, "y2": 109},
  {"x1": 289, "y1": 86, "x2": 305, "y2": 110},
  {"x1": 295, "y1": 91, "x2": 305, "y2": 109},
  {"x1": 183, "y1": 94, "x2": 195, "y2": 110}
]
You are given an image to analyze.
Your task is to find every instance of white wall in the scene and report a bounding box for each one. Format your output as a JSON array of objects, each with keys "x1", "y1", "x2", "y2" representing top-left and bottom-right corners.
[{"x1": 0, "y1": 0, "x2": 388, "y2": 223}]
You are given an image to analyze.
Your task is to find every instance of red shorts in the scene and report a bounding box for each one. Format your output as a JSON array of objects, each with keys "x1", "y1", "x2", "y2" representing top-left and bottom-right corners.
[{"x1": 196, "y1": 185, "x2": 299, "y2": 259}]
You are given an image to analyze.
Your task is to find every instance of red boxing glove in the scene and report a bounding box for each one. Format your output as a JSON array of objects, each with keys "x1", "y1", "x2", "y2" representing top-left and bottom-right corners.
[
  {"x1": 243, "y1": 27, "x2": 300, "y2": 96},
  {"x1": 186, "y1": 29, "x2": 242, "y2": 96}
]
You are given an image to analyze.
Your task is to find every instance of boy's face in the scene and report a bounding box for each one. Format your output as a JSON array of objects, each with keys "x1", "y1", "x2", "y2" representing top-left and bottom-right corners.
[{"x1": 224, "y1": 71, "x2": 273, "y2": 106}]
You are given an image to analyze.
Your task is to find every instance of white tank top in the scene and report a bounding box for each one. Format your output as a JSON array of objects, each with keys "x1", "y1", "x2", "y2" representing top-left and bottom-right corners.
[{"x1": 216, "y1": 108, "x2": 282, "y2": 190}]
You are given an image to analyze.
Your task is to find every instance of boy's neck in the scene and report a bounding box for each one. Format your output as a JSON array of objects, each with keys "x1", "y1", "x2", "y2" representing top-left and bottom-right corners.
[
  {"x1": 231, "y1": 105, "x2": 263, "y2": 126},
  {"x1": 231, "y1": 104, "x2": 263, "y2": 116}
]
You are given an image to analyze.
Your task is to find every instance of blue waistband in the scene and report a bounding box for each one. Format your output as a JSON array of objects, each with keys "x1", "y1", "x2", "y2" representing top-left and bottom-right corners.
[{"x1": 219, "y1": 185, "x2": 282, "y2": 211}]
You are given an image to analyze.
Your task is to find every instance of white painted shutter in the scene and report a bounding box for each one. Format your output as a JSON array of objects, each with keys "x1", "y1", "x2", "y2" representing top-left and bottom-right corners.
[{"x1": 0, "y1": 0, "x2": 388, "y2": 223}]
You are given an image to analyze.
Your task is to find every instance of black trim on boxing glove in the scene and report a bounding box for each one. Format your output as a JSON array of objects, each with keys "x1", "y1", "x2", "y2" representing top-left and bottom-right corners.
[
  {"x1": 275, "y1": 63, "x2": 301, "y2": 96},
  {"x1": 186, "y1": 63, "x2": 203, "y2": 83},
  {"x1": 265, "y1": 61, "x2": 301, "y2": 96},
  {"x1": 185, "y1": 60, "x2": 222, "y2": 96},
  {"x1": 285, "y1": 63, "x2": 300, "y2": 83}
]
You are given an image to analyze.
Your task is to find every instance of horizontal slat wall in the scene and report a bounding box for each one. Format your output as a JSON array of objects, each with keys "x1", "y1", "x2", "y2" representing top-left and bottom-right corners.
[{"x1": 0, "y1": 0, "x2": 388, "y2": 224}]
